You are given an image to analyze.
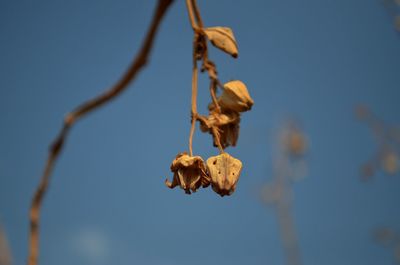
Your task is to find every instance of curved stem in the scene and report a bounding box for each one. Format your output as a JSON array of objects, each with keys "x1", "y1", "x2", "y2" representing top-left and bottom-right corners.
[
  {"x1": 209, "y1": 80, "x2": 221, "y2": 113},
  {"x1": 189, "y1": 55, "x2": 198, "y2": 156},
  {"x1": 27, "y1": 1, "x2": 174, "y2": 265}
]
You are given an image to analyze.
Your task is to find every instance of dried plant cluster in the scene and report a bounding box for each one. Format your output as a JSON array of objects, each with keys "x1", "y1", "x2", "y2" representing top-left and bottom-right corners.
[
  {"x1": 165, "y1": 0, "x2": 253, "y2": 196},
  {"x1": 26, "y1": 1, "x2": 252, "y2": 264},
  {"x1": 356, "y1": 105, "x2": 400, "y2": 181}
]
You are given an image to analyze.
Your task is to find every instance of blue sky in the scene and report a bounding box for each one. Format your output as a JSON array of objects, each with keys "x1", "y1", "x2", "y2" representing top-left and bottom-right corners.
[{"x1": 1, "y1": 0, "x2": 400, "y2": 265}]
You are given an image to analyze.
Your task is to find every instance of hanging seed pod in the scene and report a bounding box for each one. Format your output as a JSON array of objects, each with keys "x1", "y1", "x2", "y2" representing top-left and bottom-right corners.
[
  {"x1": 219, "y1": 80, "x2": 254, "y2": 112},
  {"x1": 165, "y1": 153, "x2": 210, "y2": 194},
  {"x1": 203, "y1": 27, "x2": 238, "y2": 58},
  {"x1": 199, "y1": 111, "x2": 241, "y2": 148},
  {"x1": 206, "y1": 152, "x2": 242, "y2": 196}
]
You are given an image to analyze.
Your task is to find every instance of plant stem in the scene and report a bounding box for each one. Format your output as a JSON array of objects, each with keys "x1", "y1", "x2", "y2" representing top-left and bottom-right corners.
[
  {"x1": 185, "y1": 0, "x2": 197, "y2": 30},
  {"x1": 189, "y1": 54, "x2": 198, "y2": 156}
]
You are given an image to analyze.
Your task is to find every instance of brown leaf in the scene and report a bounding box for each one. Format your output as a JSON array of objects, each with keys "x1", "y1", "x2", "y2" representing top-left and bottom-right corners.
[{"x1": 203, "y1": 27, "x2": 239, "y2": 58}]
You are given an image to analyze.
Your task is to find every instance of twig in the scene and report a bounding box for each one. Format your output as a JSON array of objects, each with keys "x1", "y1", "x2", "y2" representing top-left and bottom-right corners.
[
  {"x1": 185, "y1": 0, "x2": 197, "y2": 30},
  {"x1": 261, "y1": 124, "x2": 305, "y2": 265},
  {"x1": 0, "y1": 225, "x2": 12, "y2": 265},
  {"x1": 27, "y1": 1, "x2": 174, "y2": 265}
]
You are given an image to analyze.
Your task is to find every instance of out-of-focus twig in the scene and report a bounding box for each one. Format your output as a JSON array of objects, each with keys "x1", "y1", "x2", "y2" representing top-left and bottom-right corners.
[
  {"x1": 27, "y1": 1, "x2": 174, "y2": 265},
  {"x1": 261, "y1": 121, "x2": 308, "y2": 265},
  {"x1": 0, "y1": 225, "x2": 12, "y2": 265},
  {"x1": 355, "y1": 105, "x2": 400, "y2": 181}
]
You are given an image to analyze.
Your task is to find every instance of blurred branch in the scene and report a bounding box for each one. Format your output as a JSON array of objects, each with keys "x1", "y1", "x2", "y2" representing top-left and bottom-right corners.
[
  {"x1": 355, "y1": 105, "x2": 400, "y2": 180},
  {"x1": 27, "y1": 1, "x2": 174, "y2": 265},
  {"x1": 261, "y1": 121, "x2": 308, "y2": 265},
  {"x1": 0, "y1": 225, "x2": 12, "y2": 265}
]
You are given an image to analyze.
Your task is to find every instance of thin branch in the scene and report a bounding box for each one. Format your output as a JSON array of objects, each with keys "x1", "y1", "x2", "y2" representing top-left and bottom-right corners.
[
  {"x1": 27, "y1": 1, "x2": 174, "y2": 265},
  {"x1": 0, "y1": 225, "x2": 12, "y2": 265}
]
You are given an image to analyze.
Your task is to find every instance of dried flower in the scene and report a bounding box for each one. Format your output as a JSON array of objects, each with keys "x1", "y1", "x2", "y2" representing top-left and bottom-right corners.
[
  {"x1": 203, "y1": 27, "x2": 238, "y2": 58},
  {"x1": 219, "y1": 80, "x2": 254, "y2": 112},
  {"x1": 206, "y1": 152, "x2": 242, "y2": 196},
  {"x1": 165, "y1": 153, "x2": 210, "y2": 194}
]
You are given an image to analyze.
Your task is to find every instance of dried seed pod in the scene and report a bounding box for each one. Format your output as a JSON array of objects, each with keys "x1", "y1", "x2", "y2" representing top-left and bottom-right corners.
[
  {"x1": 217, "y1": 120, "x2": 240, "y2": 148},
  {"x1": 200, "y1": 111, "x2": 240, "y2": 131},
  {"x1": 199, "y1": 111, "x2": 241, "y2": 148},
  {"x1": 219, "y1": 80, "x2": 254, "y2": 112},
  {"x1": 203, "y1": 27, "x2": 238, "y2": 58},
  {"x1": 206, "y1": 152, "x2": 242, "y2": 196},
  {"x1": 165, "y1": 153, "x2": 210, "y2": 194}
]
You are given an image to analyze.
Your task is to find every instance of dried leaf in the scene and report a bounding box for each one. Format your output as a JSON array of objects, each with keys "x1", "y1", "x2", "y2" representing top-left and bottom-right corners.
[
  {"x1": 166, "y1": 153, "x2": 210, "y2": 194},
  {"x1": 203, "y1": 27, "x2": 238, "y2": 58},
  {"x1": 206, "y1": 153, "x2": 242, "y2": 196},
  {"x1": 219, "y1": 80, "x2": 254, "y2": 112}
]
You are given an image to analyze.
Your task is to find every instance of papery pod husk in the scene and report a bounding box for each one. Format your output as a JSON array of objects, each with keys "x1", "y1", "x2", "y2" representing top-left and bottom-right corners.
[
  {"x1": 166, "y1": 153, "x2": 210, "y2": 194},
  {"x1": 203, "y1": 27, "x2": 238, "y2": 58},
  {"x1": 206, "y1": 153, "x2": 243, "y2": 197},
  {"x1": 216, "y1": 121, "x2": 240, "y2": 148},
  {"x1": 199, "y1": 111, "x2": 240, "y2": 148},
  {"x1": 219, "y1": 80, "x2": 254, "y2": 112},
  {"x1": 200, "y1": 111, "x2": 240, "y2": 131},
  {"x1": 171, "y1": 153, "x2": 204, "y2": 170}
]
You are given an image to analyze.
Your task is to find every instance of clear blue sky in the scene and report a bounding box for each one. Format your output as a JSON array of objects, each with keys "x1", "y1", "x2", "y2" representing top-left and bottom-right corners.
[{"x1": 1, "y1": 0, "x2": 400, "y2": 265}]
